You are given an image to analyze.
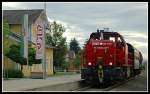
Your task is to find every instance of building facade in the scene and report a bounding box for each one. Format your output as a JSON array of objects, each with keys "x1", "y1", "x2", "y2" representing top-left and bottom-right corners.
[{"x1": 3, "y1": 9, "x2": 54, "y2": 77}]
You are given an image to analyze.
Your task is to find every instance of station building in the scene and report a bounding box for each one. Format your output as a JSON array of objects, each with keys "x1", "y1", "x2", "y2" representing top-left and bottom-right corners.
[{"x1": 3, "y1": 9, "x2": 54, "y2": 77}]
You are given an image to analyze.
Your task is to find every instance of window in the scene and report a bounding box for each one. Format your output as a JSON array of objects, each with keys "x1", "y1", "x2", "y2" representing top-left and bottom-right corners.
[
  {"x1": 118, "y1": 37, "x2": 122, "y2": 42},
  {"x1": 110, "y1": 37, "x2": 115, "y2": 42}
]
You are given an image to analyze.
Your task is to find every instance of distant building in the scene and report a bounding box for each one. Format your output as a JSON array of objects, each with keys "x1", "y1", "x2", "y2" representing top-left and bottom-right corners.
[
  {"x1": 68, "y1": 50, "x2": 76, "y2": 59},
  {"x1": 66, "y1": 50, "x2": 77, "y2": 72},
  {"x1": 3, "y1": 9, "x2": 54, "y2": 77}
]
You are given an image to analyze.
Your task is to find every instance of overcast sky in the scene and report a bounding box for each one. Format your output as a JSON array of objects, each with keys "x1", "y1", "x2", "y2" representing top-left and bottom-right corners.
[{"x1": 2, "y1": 2, "x2": 148, "y2": 61}]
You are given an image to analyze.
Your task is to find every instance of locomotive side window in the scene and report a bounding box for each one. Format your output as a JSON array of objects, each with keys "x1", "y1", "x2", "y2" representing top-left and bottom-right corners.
[
  {"x1": 110, "y1": 37, "x2": 115, "y2": 42},
  {"x1": 104, "y1": 36, "x2": 109, "y2": 40},
  {"x1": 90, "y1": 33, "x2": 96, "y2": 40},
  {"x1": 116, "y1": 37, "x2": 124, "y2": 48},
  {"x1": 118, "y1": 37, "x2": 122, "y2": 42}
]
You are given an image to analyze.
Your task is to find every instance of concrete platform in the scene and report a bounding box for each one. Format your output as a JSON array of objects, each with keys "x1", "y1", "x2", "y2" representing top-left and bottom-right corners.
[{"x1": 3, "y1": 74, "x2": 81, "y2": 91}]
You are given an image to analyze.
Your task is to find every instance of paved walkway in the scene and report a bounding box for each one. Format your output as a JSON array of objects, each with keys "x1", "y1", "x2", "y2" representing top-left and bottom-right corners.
[{"x1": 3, "y1": 74, "x2": 81, "y2": 91}]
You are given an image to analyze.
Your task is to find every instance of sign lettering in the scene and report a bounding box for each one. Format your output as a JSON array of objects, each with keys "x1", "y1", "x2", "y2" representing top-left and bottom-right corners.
[{"x1": 36, "y1": 23, "x2": 44, "y2": 59}]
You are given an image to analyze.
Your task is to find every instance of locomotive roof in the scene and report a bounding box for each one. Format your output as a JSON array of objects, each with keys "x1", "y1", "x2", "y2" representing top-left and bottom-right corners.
[
  {"x1": 90, "y1": 31, "x2": 122, "y2": 38},
  {"x1": 91, "y1": 31, "x2": 119, "y2": 35},
  {"x1": 88, "y1": 31, "x2": 126, "y2": 44}
]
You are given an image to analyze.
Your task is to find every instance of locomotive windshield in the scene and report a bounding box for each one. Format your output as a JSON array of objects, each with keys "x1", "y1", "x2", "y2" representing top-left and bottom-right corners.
[{"x1": 90, "y1": 31, "x2": 125, "y2": 44}]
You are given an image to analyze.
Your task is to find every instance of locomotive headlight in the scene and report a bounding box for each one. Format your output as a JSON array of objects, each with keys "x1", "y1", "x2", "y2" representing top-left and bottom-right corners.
[
  {"x1": 88, "y1": 62, "x2": 92, "y2": 66},
  {"x1": 110, "y1": 55, "x2": 112, "y2": 58},
  {"x1": 109, "y1": 62, "x2": 112, "y2": 66}
]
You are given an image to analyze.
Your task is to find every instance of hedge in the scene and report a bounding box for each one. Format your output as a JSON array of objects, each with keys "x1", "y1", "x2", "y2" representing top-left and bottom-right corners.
[{"x1": 3, "y1": 69, "x2": 24, "y2": 78}]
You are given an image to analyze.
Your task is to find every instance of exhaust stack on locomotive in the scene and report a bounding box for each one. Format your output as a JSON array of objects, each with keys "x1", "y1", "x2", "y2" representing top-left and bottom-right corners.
[{"x1": 81, "y1": 28, "x2": 143, "y2": 84}]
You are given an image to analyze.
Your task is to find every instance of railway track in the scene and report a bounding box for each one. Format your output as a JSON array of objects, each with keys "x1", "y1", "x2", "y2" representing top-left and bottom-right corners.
[
  {"x1": 26, "y1": 74, "x2": 141, "y2": 91},
  {"x1": 72, "y1": 76, "x2": 136, "y2": 91}
]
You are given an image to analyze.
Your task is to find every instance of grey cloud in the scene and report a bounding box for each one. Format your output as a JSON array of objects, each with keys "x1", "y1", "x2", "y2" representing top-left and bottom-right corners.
[{"x1": 2, "y1": 2, "x2": 148, "y2": 61}]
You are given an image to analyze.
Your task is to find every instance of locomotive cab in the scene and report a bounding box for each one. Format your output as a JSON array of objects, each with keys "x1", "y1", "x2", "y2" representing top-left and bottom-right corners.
[{"x1": 87, "y1": 29, "x2": 127, "y2": 67}]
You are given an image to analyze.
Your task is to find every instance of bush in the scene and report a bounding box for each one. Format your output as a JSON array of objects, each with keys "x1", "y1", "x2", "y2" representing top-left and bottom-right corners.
[
  {"x1": 3, "y1": 69, "x2": 24, "y2": 78},
  {"x1": 5, "y1": 44, "x2": 42, "y2": 68}
]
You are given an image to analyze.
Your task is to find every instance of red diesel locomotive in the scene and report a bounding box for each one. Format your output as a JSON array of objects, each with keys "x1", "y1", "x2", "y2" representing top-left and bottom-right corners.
[{"x1": 81, "y1": 28, "x2": 143, "y2": 84}]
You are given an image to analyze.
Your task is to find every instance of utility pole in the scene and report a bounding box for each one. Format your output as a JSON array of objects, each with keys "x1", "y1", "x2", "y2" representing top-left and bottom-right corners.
[
  {"x1": 43, "y1": 2, "x2": 46, "y2": 79},
  {"x1": 20, "y1": 14, "x2": 29, "y2": 77}
]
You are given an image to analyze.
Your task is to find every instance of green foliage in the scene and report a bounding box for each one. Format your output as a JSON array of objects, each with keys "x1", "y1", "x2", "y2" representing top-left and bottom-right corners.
[
  {"x1": 3, "y1": 19, "x2": 10, "y2": 38},
  {"x1": 5, "y1": 44, "x2": 27, "y2": 66},
  {"x1": 54, "y1": 41, "x2": 67, "y2": 67},
  {"x1": 69, "y1": 38, "x2": 81, "y2": 54},
  {"x1": 74, "y1": 53, "x2": 81, "y2": 69},
  {"x1": 69, "y1": 37, "x2": 81, "y2": 69},
  {"x1": 140, "y1": 64, "x2": 145, "y2": 70},
  {"x1": 46, "y1": 34, "x2": 53, "y2": 46},
  {"x1": 46, "y1": 21, "x2": 68, "y2": 68},
  {"x1": 3, "y1": 69, "x2": 23, "y2": 78},
  {"x1": 46, "y1": 21, "x2": 66, "y2": 47},
  {"x1": 5, "y1": 44, "x2": 42, "y2": 67},
  {"x1": 28, "y1": 47, "x2": 41, "y2": 66},
  {"x1": 3, "y1": 20, "x2": 11, "y2": 55},
  {"x1": 62, "y1": 61, "x2": 69, "y2": 70}
]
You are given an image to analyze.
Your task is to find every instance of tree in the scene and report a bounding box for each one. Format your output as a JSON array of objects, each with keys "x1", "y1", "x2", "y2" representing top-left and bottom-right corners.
[
  {"x1": 69, "y1": 38, "x2": 81, "y2": 71},
  {"x1": 3, "y1": 20, "x2": 11, "y2": 55},
  {"x1": 74, "y1": 53, "x2": 81, "y2": 69},
  {"x1": 6, "y1": 44, "x2": 41, "y2": 72},
  {"x1": 69, "y1": 38, "x2": 81, "y2": 54},
  {"x1": 46, "y1": 21, "x2": 68, "y2": 69},
  {"x1": 3, "y1": 20, "x2": 11, "y2": 79},
  {"x1": 28, "y1": 47, "x2": 41, "y2": 66},
  {"x1": 5, "y1": 44, "x2": 27, "y2": 71},
  {"x1": 62, "y1": 61, "x2": 69, "y2": 71}
]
